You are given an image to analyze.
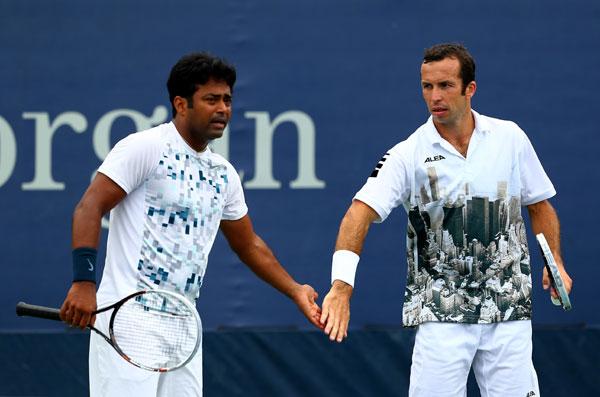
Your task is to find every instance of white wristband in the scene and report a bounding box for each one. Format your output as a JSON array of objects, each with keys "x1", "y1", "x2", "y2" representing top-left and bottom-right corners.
[{"x1": 331, "y1": 250, "x2": 360, "y2": 287}]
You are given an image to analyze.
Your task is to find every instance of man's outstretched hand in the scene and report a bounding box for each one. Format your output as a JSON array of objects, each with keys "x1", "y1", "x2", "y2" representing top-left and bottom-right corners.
[
  {"x1": 320, "y1": 280, "x2": 353, "y2": 342},
  {"x1": 291, "y1": 284, "x2": 324, "y2": 330}
]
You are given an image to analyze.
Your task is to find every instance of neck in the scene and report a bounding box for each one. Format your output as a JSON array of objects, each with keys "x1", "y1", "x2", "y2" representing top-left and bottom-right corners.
[
  {"x1": 433, "y1": 110, "x2": 475, "y2": 157},
  {"x1": 173, "y1": 118, "x2": 208, "y2": 152}
]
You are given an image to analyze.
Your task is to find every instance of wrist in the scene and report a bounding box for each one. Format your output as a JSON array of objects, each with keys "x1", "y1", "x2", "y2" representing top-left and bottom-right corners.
[
  {"x1": 331, "y1": 250, "x2": 359, "y2": 288},
  {"x1": 72, "y1": 247, "x2": 97, "y2": 283},
  {"x1": 332, "y1": 279, "x2": 353, "y2": 295}
]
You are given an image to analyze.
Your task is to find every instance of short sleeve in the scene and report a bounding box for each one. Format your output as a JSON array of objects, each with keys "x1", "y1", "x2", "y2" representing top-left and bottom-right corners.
[
  {"x1": 517, "y1": 128, "x2": 556, "y2": 205},
  {"x1": 97, "y1": 131, "x2": 162, "y2": 194},
  {"x1": 221, "y1": 162, "x2": 248, "y2": 220},
  {"x1": 354, "y1": 145, "x2": 411, "y2": 222}
]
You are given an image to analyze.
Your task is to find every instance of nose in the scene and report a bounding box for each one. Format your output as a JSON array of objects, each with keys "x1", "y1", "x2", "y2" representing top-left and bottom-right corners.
[
  {"x1": 431, "y1": 87, "x2": 443, "y2": 102},
  {"x1": 216, "y1": 99, "x2": 230, "y2": 114}
]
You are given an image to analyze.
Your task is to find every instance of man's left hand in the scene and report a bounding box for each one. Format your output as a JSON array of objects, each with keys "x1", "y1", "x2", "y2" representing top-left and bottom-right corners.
[
  {"x1": 291, "y1": 284, "x2": 324, "y2": 330},
  {"x1": 542, "y1": 259, "x2": 573, "y2": 299}
]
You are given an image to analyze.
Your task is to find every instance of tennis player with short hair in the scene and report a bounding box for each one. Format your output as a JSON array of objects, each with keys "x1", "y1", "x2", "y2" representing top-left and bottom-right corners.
[
  {"x1": 320, "y1": 43, "x2": 573, "y2": 396},
  {"x1": 60, "y1": 52, "x2": 322, "y2": 397}
]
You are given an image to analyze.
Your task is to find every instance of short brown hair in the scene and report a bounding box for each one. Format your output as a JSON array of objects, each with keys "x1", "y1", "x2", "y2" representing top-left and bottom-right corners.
[{"x1": 423, "y1": 43, "x2": 475, "y2": 94}]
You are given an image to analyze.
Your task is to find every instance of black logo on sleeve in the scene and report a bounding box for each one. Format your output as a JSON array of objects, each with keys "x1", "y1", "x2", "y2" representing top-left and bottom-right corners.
[
  {"x1": 424, "y1": 154, "x2": 445, "y2": 163},
  {"x1": 370, "y1": 152, "x2": 390, "y2": 177}
]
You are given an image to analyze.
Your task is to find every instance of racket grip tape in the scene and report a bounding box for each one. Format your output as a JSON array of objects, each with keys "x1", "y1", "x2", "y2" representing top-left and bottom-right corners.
[{"x1": 16, "y1": 302, "x2": 62, "y2": 321}]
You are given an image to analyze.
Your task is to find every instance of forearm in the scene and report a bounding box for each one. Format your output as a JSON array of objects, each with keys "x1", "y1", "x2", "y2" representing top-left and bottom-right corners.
[
  {"x1": 236, "y1": 235, "x2": 300, "y2": 299},
  {"x1": 71, "y1": 202, "x2": 104, "y2": 249},
  {"x1": 528, "y1": 200, "x2": 563, "y2": 264},
  {"x1": 334, "y1": 200, "x2": 378, "y2": 254}
]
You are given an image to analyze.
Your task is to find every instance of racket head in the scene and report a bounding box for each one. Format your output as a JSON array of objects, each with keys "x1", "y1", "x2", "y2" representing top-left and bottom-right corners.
[
  {"x1": 535, "y1": 233, "x2": 572, "y2": 311},
  {"x1": 108, "y1": 290, "x2": 201, "y2": 372}
]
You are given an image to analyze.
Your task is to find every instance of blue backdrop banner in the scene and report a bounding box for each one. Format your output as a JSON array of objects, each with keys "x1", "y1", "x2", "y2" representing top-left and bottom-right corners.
[{"x1": 1, "y1": 0, "x2": 598, "y2": 331}]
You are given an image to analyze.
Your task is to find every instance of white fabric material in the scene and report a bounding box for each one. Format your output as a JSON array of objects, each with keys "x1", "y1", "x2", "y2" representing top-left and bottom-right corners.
[
  {"x1": 97, "y1": 122, "x2": 247, "y2": 306},
  {"x1": 92, "y1": 121, "x2": 247, "y2": 396},
  {"x1": 89, "y1": 312, "x2": 203, "y2": 397},
  {"x1": 409, "y1": 321, "x2": 539, "y2": 397},
  {"x1": 331, "y1": 250, "x2": 360, "y2": 287},
  {"x1": 353, "y1": 110, "x2": 556, "y2": 326},
  {"x1": 355, "y1": 110, "x2": 555, "y2": 223}
]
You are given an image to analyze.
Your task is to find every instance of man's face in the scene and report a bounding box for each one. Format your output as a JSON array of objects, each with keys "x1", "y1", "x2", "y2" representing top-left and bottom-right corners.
[
  {"x1": 184, "y1": 78, "x2": 232, "y2": 142},
  {"x1": 420, "y1": 57, "x2": 475, "y2": 126}
]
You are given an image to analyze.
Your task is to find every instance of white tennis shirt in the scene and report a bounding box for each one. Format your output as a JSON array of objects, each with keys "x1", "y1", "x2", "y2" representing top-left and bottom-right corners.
[
  {"x1": 96, "y1": 122, "x2": 247, "y2": 307},
  {"x1": 355, "y1": 110, "x2": 555, "y2": 326}
]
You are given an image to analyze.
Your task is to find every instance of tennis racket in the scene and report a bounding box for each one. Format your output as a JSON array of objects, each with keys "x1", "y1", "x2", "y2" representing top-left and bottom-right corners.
[
  {"x1": 535, "y1": 233, "x2": 572, "y2": 311},
  {"x1": 16, "y1": 289, "x2": 201, "y2": 372}
]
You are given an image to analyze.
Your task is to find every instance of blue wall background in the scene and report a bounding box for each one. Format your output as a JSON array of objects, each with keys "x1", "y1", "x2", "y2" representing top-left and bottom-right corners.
[{"x1": 1, "y1": 0, "x2": 599, "y2": 333}]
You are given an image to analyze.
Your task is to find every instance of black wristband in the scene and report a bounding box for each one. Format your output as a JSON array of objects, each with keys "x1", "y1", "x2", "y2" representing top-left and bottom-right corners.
[{"x1": 72, "y1": 247, "x2": 97, "y2": 283}]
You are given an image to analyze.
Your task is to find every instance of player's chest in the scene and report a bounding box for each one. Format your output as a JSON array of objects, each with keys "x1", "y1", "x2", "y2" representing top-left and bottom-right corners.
[
  {"x1": 146, "y1": 152, "x2": 229, "y2": 213},
  {"x1": 413, "y1": 145, "x2": 520, "y2": 197}
]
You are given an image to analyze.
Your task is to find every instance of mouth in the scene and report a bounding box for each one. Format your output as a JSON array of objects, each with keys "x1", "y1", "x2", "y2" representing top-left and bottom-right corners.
[
  {"x1": 209, "y1": 119, "x2": 228, "y2": 129},
  {"x1": 430, "y1": 107, "x2": 448, "y2": 117}
]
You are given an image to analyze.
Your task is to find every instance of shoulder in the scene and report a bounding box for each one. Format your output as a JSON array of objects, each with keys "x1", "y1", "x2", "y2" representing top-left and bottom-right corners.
[
  {"x1": 115, "y1": 123, "x2": 170, "y2": 150},
  {"x1": 476, "y1": 112, "x2": 529, "y2": 146},
  {"x1": 387, "y1": 122, "x2": 428, "y2": 158},
  {"x1": 478, "y1": 113, "x2": 525, "y2": 135}
]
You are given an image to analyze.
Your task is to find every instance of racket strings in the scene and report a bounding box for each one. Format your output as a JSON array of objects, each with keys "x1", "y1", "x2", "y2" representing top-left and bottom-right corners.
[{"x1": 111, "y1": 292, "x2": 199, "y2": 370}]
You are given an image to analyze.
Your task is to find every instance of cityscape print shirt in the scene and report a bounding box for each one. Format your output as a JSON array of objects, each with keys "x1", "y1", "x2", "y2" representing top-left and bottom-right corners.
[
  {"x1": 355, "y1": 110, "x2": 555, "y2": 326},
  {"x1": 96, "y1": 122, "x2": 248, "y2": 307}
]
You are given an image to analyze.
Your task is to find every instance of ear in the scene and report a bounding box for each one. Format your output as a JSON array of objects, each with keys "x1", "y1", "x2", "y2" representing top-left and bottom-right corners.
[
  {"x1": 465, "y1": 81, "x2": 477, "y2": 99},
  {"x1": 173, "y1": 96, "x2": 189, "y2": 117}
]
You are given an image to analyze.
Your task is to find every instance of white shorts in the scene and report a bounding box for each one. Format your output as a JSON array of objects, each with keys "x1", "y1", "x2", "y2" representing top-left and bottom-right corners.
[
  {"x1": 89, "y1": 311, "x2": 203, "y2": 397},
  {"x1": 409, "y1": 320, "x2": 539, "y2": 397}
]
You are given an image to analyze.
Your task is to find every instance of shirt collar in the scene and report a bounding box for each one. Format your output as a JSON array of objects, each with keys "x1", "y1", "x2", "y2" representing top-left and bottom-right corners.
[
  {"x1": 169, "y1": 121, "x2": 213, "y2": 157},
  {"x1": 425, "y1": 109, "x2": 491, "y2": 146}
]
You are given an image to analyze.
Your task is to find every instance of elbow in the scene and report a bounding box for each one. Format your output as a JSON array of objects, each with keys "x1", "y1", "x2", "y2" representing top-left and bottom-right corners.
[{"x1": 73, "y1": 199, "x2": 103, "y2": 223}]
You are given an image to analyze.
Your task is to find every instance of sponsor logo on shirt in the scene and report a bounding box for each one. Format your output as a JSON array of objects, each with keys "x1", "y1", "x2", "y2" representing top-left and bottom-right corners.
[{"x1": 424, "y1": 154, "x2": 446, "y2": 163}]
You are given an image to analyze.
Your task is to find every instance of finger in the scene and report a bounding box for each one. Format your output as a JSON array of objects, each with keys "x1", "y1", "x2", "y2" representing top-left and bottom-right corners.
[
  {"x1": 565, "y1": 280, "x2": 573, "y2": 294},
  {"x1": 63, "y1": 307, "x2": 74, "y2": 325},
  {"x1": 79, "y1": 312, "x2": 91, "y2": 330},
  {"x1": 542, "y1": 268, "x2": 550, "y2": 290},
  {"x1": 320, "y1": 302, "x2": 330, "y2": 325},
  {"x1": 342, "y1": 317, "x2": 350, "y2": 342},
  {"x1": 311, "y1": 315, "x2": 325, "y2": 329},
  {"x1": 71, "y1": 310, "x2": 83, "y2": 328},
  {"x1": 312, "y1": 308, "x2": 325, "y2": 330},
  {"x1": 316, "y1": 319, "x2": 325, "y2": 330},
  {"x1": 59, "y1": 302, "x2": 69, "y2": 322},
  {"x1": 90, "y1": 313, "x2": 96, "y2": 327},
  {"x1": 324, "y1": 311, "x2": 335, "y2": 335},
  {"x1": 337, "y1": 313, "x2": 348, "y2": 342},
  {"x1": 550, "y1": 286, "x2": 558, "y2": 298},
  {"x1": 329, "y1": 317, "x2": 340, "y2": 341}
]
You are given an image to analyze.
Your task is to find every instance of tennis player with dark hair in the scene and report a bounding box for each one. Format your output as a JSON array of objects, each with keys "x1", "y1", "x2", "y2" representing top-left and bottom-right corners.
[
  {"x1": 60, "y1": 52, "x2": 322, "y2": 396},
  {"x1": 320, "y1": 43, "x2": 573, "y2": 396}
]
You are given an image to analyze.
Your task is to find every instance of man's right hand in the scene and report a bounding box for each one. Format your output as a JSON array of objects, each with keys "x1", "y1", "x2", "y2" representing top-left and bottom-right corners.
[
  {"x1": 320, "y1": 280, "x2": 353, "y2": 343},
  {"x1": 60, "y1": 281, "x2": 97, "y2": 329}
]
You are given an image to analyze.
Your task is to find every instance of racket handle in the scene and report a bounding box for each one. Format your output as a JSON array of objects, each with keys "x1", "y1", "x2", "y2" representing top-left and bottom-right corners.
[{"x1": 16, "y1": 302, "x2": 61, "y2": 321}]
